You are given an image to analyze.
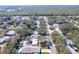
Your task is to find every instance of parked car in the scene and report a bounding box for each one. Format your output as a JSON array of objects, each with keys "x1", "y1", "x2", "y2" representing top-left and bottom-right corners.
[{"x1": 69, "y1": 44, "x2": 78, "y2": 52}]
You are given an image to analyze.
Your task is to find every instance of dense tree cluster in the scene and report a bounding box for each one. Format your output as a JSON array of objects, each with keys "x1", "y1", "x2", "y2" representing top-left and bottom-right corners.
[
  {"x1": 14, "y1": 17, "x2": 37, "y2": 40},
  {"x1": 51, "y1": 31, "x2": 71, "y2": 54},
  {"x1": 48, "y1": 16, "x2": 67, "y2": 25},
  {"x1": 39, "y1": 18, "x2": 48, "y2": 36},
  {"x1": 59, "y1": 23, "x2": 78, "y2": 35}
]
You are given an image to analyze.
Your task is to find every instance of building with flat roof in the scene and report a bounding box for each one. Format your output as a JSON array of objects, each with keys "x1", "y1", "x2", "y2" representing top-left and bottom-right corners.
[
  {"x1": 18, "y1": 46, "x2": 41, "y2": 54},
  {"x1": 0, "y1": 36, "x2": 10, "y2": 44},
  {"x1": 5, "y1": 30, "x2": 16, "y2": 36}
]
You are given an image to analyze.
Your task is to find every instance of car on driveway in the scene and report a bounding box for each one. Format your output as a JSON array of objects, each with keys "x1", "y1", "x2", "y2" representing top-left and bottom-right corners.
[{"x1": 69, "y1": 44, "x2": 78, "y2": 52}]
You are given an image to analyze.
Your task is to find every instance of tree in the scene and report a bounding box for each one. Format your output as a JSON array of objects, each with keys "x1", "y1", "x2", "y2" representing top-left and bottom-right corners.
[{"x1": 0, "y1": 19, "x2": 4, "y2": 25}]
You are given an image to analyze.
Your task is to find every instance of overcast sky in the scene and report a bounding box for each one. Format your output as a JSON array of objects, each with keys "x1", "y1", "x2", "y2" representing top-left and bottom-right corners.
[{"x1": 0, "y1": 0, "x2": 79, "y2": 5}]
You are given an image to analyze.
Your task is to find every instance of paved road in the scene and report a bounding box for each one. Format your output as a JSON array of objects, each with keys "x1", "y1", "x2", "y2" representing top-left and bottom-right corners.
[
  {"x1": 55, "y1": 24, "x2": 78, "y2": 54},
  {"x1": 43, "y1": 16, "x2": 58, "y2": 54},
  {"x1": 54, "y1": 23, "x2": 78, "y2": 54},
  {"x1": 44, "y1": 16, "x2": 78, "y2": 54},
  {"x1": 67, "y1": 46, "x2": 77, "y2": 54}
]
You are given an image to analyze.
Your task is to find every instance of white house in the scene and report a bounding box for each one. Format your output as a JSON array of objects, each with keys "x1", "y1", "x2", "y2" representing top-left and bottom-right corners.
[
  {"x1": 5, "y1": 30, "x2": 16, "y2": 36},
  {"x1": 31, "y1": 39, "x2": 38, "y2": 46}
]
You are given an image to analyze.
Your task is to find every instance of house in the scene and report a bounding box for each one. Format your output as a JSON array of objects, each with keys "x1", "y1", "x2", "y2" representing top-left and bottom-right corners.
[
  {"x1": 36, "y1": 20, "x2": 40, "y2": 28},
  {"x1": 0, "y1": 36, "x2": 10, "y2": 44},
  {"x1": 56, "y1": 20, "x2": 67, "y2": 24},
  {"x1": 7, "y1": 17, "x2": 16, "y2": 24},
  {"x1": 64, "y1": 38, "x2": 74, "y2": 46},
  {"x1": 18, "y1": 46, "x2": 41, "y2": 54},
  {"x1": 31, "y1": 31, "x2": 38, "y2": 39},
  {"x1": 32, "y1": 31, "x2": 38, "y2": 35},
  {"x1": 22, "y1": 16, "x2": 30, "y2": 20},
  {"x1": 31, "y1": 39, "x2": 38, "y2": 46},
  {"x1": 0, "y1": 22, "x2": 8, "y2": 29},
  {"x1": 53, "y1": 23, "x2": 59, "y2": 28},
  {"x1": 23, "y1": 41, "x2": 32, "y2": 47},
  {"x1": 5, "y1": 30, "x2": 16, "y2": 36}
]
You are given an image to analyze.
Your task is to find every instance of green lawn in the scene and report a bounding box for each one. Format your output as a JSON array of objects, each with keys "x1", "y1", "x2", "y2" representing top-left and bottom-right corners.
[{"x1": 41, "y1": 52, "x2": 49, "y2": 54}]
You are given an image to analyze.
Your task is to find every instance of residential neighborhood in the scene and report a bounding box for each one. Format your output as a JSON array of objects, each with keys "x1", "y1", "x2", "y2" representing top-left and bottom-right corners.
[{"x1": 0, "y1": 5, "x2": 79, "y2": 54}]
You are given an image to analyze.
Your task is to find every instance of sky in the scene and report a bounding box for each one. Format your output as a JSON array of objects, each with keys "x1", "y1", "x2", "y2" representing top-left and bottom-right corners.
[{"x1": 0, "y1": 0, "x2": 79, "y2": 5}]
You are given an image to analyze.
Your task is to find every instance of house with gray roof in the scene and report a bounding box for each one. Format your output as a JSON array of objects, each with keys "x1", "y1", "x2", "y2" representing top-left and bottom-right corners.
[{"x1": 0, "y1": 36, "x2": 10, "y2": 44}]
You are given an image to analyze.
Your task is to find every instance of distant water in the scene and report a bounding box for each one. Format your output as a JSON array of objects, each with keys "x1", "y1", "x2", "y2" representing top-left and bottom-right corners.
[{"x1": 0, "y1": 5, "x2": 79, "y2": 10}]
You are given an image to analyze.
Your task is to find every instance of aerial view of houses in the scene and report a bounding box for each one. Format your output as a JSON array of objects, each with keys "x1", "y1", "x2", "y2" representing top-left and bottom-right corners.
[{"x1": 0, "y1": 5, "x2": 79, "y2": 54}]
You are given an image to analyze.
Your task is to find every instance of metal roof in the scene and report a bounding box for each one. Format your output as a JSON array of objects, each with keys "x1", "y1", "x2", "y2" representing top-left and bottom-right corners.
[
  {"x1": 6, "y1": 30, "x2": 16, "y2": 36},
  {"x1": 32, "y1": 31, "x2": 38, "y2": 35},
  {"x1": 31, "y1": 39, "x2": 38, "y2": 45},
  {"x1": 18, "y1": 46, "x2": 40, "y2": 54},
  {"x1": 0, "y1": 36, "x2": 10, "y2": 44}
]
